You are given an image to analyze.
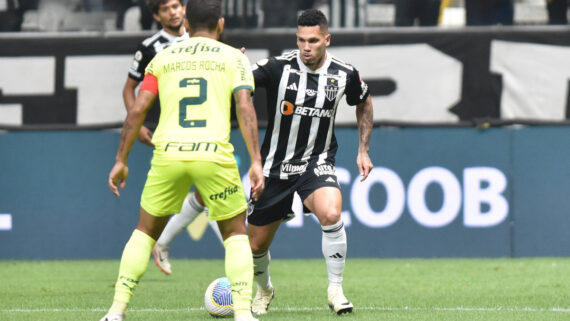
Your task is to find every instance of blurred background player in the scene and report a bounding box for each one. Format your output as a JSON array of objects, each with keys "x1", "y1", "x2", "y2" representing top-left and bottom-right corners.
[
  {"x1": 247, "y1": 8, "x2": 374, "y2": 316},
  {"x1": 123, "y1": 0, "x2": 186, "y2": 147},
  {"x1": 100, "y1": 0, "x2": 264, "y2": 320},
  {"x1": 123, "y1": 0, "x2": 222, "y2": 276}
]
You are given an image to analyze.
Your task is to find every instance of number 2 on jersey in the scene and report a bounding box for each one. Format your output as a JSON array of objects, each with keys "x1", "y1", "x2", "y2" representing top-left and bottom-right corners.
[{"x1": 179, "y1": 77, "x2": 207, "y2": 128}]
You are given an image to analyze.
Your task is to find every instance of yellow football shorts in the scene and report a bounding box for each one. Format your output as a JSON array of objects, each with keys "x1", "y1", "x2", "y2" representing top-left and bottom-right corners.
[{"x1": 140, "y1": 157, "x2": 247, "y2": 221}]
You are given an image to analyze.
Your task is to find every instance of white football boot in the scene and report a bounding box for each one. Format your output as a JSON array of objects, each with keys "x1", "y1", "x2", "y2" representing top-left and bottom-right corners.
[
  {"x1": 327, "y1": 286, "x2": 353, "y2": 315},
  {"x1": 99, "y1": 312, "x2": 125, "y2": 321},
  {"x1": 251, "y1": 286, "x2": 274, "y2": 315},
  {"x1": 152, "y1": 244, "x2": 172, "y2": 275}
]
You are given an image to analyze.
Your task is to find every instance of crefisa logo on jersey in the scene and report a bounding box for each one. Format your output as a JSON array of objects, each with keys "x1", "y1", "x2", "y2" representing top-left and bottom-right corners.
[
  {"x1": 325, "y1": 78, "x2": 339, "y2": 101},
  {"x1": 280, "y1": 100, "x2": 295, "y2": 115}
]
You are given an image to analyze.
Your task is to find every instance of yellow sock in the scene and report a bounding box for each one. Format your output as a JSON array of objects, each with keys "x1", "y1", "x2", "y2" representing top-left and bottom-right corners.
[
  {"x1": 223, "y1": 234, "x2": 254, "y2": 313},
  {"x1": 109, "y1": 229, "x2": 155, "y2": 314}
]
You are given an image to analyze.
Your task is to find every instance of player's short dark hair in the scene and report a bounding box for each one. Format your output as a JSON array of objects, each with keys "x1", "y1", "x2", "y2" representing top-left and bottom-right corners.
[
  {"x1": 297, "y1": 9, "x2": 328, "y2": 30},
  {"x1": 146, "y1": 0, "x2": 184, "y2": 15},
  {"x1": 186, "y1": 0, "x2": 221, "y2": 31}
]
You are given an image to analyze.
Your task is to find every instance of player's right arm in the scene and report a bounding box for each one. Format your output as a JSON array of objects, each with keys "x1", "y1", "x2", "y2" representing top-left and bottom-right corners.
[
  {"x1": 124, "y1": 44, "x2": 155, "y2": 146},
  {"x1": 234, "y1": 88, "x2": 265, "y2": 201},
  {"x1": 122, "y1": 77, "x2": 154, "y2": 146},
  {"x1": 110, "y1": 75, "x2": 158, "y2": 196}
]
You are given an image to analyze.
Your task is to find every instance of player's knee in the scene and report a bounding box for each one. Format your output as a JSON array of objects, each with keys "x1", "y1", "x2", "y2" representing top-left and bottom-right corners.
[
  {"x1": 318, "y1": 209, "x2": 341, "y2": 226},
  {"x1": 249, "y1": 238, "x2": 270, "y2": 254}
]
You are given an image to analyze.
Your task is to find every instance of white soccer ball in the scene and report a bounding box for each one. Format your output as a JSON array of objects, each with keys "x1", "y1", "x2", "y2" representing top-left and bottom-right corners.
[{"x1": 204, "y1": 277, "x2": 233, "y2": 318}]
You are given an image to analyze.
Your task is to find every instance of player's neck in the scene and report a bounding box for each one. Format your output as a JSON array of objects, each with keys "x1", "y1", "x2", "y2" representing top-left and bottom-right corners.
[
  {"x1": 162, "y1": 25, "x2": 185, "y2": 37},
  {"x1": 190, "y1": 30, "x2": 218, "y2": 40}
]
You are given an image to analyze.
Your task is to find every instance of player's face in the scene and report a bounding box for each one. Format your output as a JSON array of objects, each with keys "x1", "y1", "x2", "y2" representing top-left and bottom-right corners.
[
  {"x1": 154, "y1": 0, "x2": 186, "y2": 32},
  {"x1": 296, "y1": 25, "x2": 330, "y2": 70}
]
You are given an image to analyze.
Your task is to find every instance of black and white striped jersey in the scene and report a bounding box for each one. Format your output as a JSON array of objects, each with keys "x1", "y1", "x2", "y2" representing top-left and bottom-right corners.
[
  {"x1": 127, "y1": 29, "x2": 188, "y2": 128},
  {"x1": 252, "y1": 50, "x2": 370, "y2": 179},
  {"x1": 128, "y1": 29, "x2": 189, "y2": 81}
]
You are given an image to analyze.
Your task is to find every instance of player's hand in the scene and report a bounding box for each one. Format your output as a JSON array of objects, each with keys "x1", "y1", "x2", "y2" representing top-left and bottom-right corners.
[
  {"x1": 357, "y1": 152, "x2": 373, "y2": 182},
  {"x1": 248, "y1": 162, "x2": 265, "y2": 201},
  {"x1": 109, "y1": 161, "x2": 129, "y2": 197},
  {"x1": 138, "y1": 125, "x2": 154, "y2": 146},
  {"x1": 240, "y1": 47, "x2": 246, "y2": 54}
]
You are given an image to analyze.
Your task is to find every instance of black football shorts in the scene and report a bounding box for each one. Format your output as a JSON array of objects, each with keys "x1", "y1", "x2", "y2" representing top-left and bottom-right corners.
[{"x1": 247, "y1": 161, "x2": 340, "y2": 226}]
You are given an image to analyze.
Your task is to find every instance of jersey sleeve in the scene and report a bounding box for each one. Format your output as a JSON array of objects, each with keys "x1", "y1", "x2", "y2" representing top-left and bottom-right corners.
[
  {"x1": 344, "y1": 67, "x2": 370, "y2": 106},
  {"x1": 252, "y1": 57, "x2": 272, "y2": 88},
  {"x1": 144, "y1": 55, "x2": 159, "y2": 78},
  {"x1": 232, "y1": 51, "x2": 255, "y2": 94},
  {"x1": 128, "y1": 44, "x2": 154, "y2": 81}
]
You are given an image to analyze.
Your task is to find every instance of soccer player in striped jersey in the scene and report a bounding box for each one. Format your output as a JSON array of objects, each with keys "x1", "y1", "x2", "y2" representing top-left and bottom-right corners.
[
  {"x1": 247, "y1": 9, "x2": 374, "y2": 315},
  {"x1": 100, "y1": 1, "x2": 264, "y2": 320},
  {"x1": 122, "y1": 0, "x2": 223, "y2": 276}
]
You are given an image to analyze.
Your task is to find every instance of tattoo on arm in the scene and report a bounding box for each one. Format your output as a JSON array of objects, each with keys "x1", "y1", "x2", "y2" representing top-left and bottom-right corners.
[{"x1": 357, "y1": 99, "x2": 373, "y2": 152}]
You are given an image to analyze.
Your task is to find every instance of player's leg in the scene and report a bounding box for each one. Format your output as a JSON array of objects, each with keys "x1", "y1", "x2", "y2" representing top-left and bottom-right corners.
[
  {"x1": 303, "y1": 186, "x2": 353, "y2": 314},
  {"x1": 216, "y1": 212, "x2": 257, "y2": 320},
  {"x1": 153, "y1": 190, "x2": 205, "y2": 275},
  {"x1": 247, "y1": 178, "x2": 295, "y2": 315},
  {"x1": 101, "y1": 159, "x2": 192, "y2": 321},
  {"x1": 248, "y1": 221, "x2": 280, "y2": 314},
  {"x1": 100, "y1": 208, "x2": 170, "y2": 321},
  {"x1": 299, "y1": 161, "x2": 352, "y2": 315},
  {"x1": 194, "y1": 160, "x2": 257, "y2": 321}
]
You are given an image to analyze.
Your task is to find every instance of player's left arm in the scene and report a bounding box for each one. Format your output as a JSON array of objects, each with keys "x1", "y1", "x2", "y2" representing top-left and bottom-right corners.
[
  {"x1": 355, "y1": 95, "x2": 373, "y2": 182},
  {"x1": 109, "y1": 74, "x2": 157, "y2": 196},
  {"x1": 234, "y1": 88, "x2": 265, "y2": 201},
  {"x1": 346, "y1": 67, "x2": 374, "y2": 182}
]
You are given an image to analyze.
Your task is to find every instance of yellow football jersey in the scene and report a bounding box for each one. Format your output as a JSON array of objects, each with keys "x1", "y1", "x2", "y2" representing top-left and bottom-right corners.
[{"x1": 145, "y1": 36, "x2": 254, "y2": 164}]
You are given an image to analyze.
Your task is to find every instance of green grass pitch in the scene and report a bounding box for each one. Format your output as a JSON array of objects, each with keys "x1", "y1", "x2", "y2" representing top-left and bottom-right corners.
[{"x1": 1, "y1": 258, "x2": 570, "y2": 320}]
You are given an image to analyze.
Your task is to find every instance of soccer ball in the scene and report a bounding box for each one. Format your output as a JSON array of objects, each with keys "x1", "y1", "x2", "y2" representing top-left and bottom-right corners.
[{"x1": 204, "y1": 277, "x2": 233, "y2": 318}]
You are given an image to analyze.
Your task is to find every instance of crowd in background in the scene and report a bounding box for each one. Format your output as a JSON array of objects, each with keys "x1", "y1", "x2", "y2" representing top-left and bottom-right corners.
[{"x1": 0, "y1": 0, "x2": 569, "y2": 32}]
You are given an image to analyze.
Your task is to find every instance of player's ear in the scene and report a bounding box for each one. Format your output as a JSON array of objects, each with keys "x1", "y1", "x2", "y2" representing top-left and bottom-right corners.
[
  {"x1": 217, "y1": 17, "x2": 225, "y2": 34},
  {"x1": 325, "y1": 33, "x2": 331, "y2": 47},
  {"x1": 184, "y1": 17, "x2": 190, "y2": 31}
]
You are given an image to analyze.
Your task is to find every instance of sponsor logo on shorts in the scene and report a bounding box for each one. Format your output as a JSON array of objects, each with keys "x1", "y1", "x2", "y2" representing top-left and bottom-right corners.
[
  {"x1": 281, "y1": 160, "x2": 308, "y2": 175},
  {"x1": 164, "y1": 142, "x2": 219, "y2": 152},
  {"x1": 209, "y1": 185, "x2": 239, "y2": 201},
  {"x1": 314, "y1": 164, "x2": 336, "y2": 176}
]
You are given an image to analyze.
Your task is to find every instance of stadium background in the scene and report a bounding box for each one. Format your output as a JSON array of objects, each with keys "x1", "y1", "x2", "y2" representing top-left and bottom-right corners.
[{"x1": 1, "y1": 1, "x2": 570, "y2": 260}]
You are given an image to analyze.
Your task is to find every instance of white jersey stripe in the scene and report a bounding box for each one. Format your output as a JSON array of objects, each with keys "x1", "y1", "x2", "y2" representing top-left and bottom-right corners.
[
  {"x1": 262, "y1": 64, "x2": 291, "y2": 176},
  {"x1": 280, "y1": 71, "x2": 307, "y2": 178},
  {"x1": 320, "y1": 70, "x2": 347, "y2": 164}
]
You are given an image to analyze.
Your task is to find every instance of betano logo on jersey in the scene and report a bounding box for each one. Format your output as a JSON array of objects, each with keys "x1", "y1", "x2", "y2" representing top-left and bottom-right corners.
[{"x1": 279, "y1": 100, "x2": 333, "y2": 118}]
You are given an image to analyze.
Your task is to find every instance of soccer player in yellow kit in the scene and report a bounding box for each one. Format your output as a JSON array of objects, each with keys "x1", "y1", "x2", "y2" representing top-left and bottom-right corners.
[{"x1": 101, "y1": 1, "x2": 264, "y2": 320}]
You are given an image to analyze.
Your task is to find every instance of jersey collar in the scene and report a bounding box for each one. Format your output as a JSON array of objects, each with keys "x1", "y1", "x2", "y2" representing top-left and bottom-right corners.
[{"x1": 159, "y1": 28, "x2": 189, "y2": 43}]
